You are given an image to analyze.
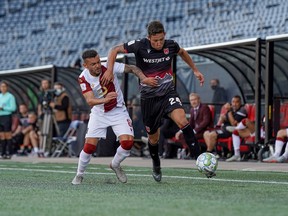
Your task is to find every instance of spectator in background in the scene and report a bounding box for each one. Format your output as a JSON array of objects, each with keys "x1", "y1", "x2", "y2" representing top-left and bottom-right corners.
[
  {"x1": 72, "y1": 58, "x2": 82, "y2": 69},
  {"x1": 159, "y1": 118, "x2": 180, "y2": 158},
  {"x1": 210, "y1": 79, "x2": 228, "y2": 104},
  {"x1": 203, "y1": 95, "x2": 247, "y2": 156},
  {"x1": 263, "y1": 128, "x2": 288, "y2": 163},
  {"x1": 130, "y1": 96, "x2": 146, "y2": 139},
  {"x1": 12, "y1": 104, "x2": 29, "y2": 153},
  {"x1": 17, "y1": 112, "x2": 39, "y2": 156},
  {"x1": 0, "y1": 80, "x2": 17, "y2": 159},
  {"x1": 49, "y1": 82, "x2": 72, "y2": 136},
  {"x1": 175, "y1": 93, "x2": 213, "y2": 157},
  {"x1": 37, "y1": 78, "x2": 52, "y2": 121},
  {"x1": 226, "y1": 116, "x2": 265, "y2": 162},
  {"x1": 210, "y1": 79, "x2": 228, "y2": 123}
]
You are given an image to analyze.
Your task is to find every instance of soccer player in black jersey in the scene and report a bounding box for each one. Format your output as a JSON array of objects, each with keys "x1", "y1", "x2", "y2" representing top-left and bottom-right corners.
[{"x1": 104, "y1": 20, "x2": 206, "y2": 181}]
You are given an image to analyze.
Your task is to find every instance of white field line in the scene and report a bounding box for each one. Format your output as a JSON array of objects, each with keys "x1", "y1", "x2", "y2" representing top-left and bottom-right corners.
[{"x1": 1, "y1": 167, "x2": 288, "y2": 185}]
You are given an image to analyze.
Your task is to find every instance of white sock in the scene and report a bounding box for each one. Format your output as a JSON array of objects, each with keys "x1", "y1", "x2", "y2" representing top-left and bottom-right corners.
[
  {"x1": 274, "y1": 139, "x2": 284, "y2": 157},
  {"x1": 111, "y1": 146, "x2": 130, "y2": 168},
  {"x1": 235, "y1": 121, "x2": 246, "y2": 130},
  {"x1": 34, "y1": 147, "x2": 39, "y2": 153},
  {"x1": 232, "y1": 134, "x2": 241, "y2": 156},
  {"x1": 281, "y1": 142, "x2": 288, "y2": 159},
  {"x1": 77, "y1": 150, "x2": 92, "y2": 176}
]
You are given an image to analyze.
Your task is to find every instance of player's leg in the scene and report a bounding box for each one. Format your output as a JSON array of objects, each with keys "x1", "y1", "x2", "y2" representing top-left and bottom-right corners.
[
  {"x1": 140, "y1": 97, "x2": 163, "y2": 182},
  {"x1": 147, "y1": 129, "x2": 162, "y2": 182},
  {"x1": 72, "y1": 113, "x2": 101, "y2": 185},
  {"x1": 110, "y1": 135, "x2": 134, "y2": 183},
  {"x1": 226, "y1": 129, "x2": 250, "y2": 162},
  {"x1": 203, "y1": 130, "x2": 218, "y2": 152},
  {"x1": 110, "y1": 108, "x2": 134, "y2": 183},
  {"x1": 71, "y1": 137, "x2": 98, "y2": 185},
  {"x1": 263, "y1": 128, "x2": 287, "y2": 162},
  {"x1": 170, "y1": 108, "x2": 200, "y2": 159}
]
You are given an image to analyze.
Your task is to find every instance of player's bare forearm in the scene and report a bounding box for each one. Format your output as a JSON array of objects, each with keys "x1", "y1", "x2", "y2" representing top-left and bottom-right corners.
[
  {"x1": 102, "y1": 44, "x2": 126, "y2": 85},
  {"x1": 124, "y1": 64, "x2": 146, "y2": 80},
  {"x1": 83, "y1": 91, "x2": 116, "y2": 106},
  {"x1": 107, "y1": 44, "x2": 126, "y2": 70},
  {"x1": 124, "y1": 65, "x2": 158, "y2": 87}
]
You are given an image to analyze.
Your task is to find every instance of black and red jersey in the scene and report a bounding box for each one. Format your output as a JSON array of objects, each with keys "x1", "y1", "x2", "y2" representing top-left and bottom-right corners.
[{"x1": 124, "y1": 38, "x2": 180, "y2": 98}]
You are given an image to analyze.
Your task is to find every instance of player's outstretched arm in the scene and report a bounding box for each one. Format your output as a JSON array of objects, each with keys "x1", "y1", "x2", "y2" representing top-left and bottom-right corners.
[
  {"x1": 178, "y1": 48, "x2": 204, "y2": 86},
  {"x1": 83, "y1": 91, "x2": 117, "y2": 107},
  {"x1": 124, "y1": 64, "x2": 158, "y2": 87},
  {"x1": 101, "y1": 44, "x2": 126, "y2": 86}
]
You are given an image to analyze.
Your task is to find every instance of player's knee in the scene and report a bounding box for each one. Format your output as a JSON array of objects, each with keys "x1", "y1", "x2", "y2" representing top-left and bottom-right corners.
[
  {"x1": 120, "y1": 140, "x2": 134, "y2": 150},
  {"x1": 83, "y1": 143, "x2": 96, "y2": 154},
  {"x1": 277, "y1": 129, "x2": 287, "y2": 138}
]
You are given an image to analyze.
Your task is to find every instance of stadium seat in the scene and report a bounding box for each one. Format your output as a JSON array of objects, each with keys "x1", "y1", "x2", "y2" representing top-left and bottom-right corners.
[
  {"x1": 280, "y1": 102, "x2": 288, "y2": 128},
  {"x1": 1, "y1": 0, "x2": 288, "y2": 70}
]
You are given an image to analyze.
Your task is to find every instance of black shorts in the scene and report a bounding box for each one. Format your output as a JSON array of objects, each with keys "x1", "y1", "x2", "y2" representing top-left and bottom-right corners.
[
  {"x1": 215, "y1": 128, "x2": 232, "y2": 138},
  {"x1": 0, "y1": 115, "x2": 12, "y2": 132},
  {"x1": 141, "y1": 90, "x2": 183, "y2": 134}
]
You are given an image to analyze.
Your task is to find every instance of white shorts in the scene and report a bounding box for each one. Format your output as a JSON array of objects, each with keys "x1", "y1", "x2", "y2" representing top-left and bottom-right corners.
[{"x1": 85, "y1": 107, "x2": 134, "y2": 139}]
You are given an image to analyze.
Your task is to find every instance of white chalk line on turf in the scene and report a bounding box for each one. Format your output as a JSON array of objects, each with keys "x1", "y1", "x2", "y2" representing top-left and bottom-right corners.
[{"x1": 1, "y1": 167, "x2": 288, "y2": 185}]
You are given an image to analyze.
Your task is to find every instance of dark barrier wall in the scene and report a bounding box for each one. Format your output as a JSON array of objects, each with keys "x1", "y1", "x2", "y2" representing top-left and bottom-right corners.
[{"x1": 0, "y1": 65, "x2": 90, "y2": 116}]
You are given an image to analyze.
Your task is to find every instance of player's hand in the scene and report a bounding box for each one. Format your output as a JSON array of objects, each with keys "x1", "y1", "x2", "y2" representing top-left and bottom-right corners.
[
  {"x1": 194, "y1": 71, "x2": 204, "y2": 86},
  {"x1": 103, "y1": 92, "x2": 117, "y2": 103},
  {"x1": 49, "y1": 102, "x2": 55, "y2": 108},
  {"x1": 101, "y1": 69, "x2": 114, "y2": 86},
  {"x1": 175, "y1": 130, "x2": 182, "y2": 140},
  {"x1": 141, "y1": 77, "x2": 158, "y2": 87}
]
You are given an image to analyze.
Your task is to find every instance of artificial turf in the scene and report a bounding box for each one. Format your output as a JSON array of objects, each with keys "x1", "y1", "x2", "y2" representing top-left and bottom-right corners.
[{"x1": 0, "y1": 161, "x2": 287, "y2": 216}]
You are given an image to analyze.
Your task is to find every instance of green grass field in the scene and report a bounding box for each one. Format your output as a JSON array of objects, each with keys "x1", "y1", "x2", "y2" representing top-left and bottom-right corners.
[{"x1": 0, "y1": 161, "x2": 287, "y2": 216}]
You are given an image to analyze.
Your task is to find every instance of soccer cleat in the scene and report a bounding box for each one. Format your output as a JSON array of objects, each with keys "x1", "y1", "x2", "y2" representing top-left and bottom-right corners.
[
  {"x1": 205, "y1": 171, "x2": 216, "y2": 178},
  {"x1": 110, "y1": 164, "x2": 127, "y2": 183},
  {"x1": 71, "y1": 175, "x2": 83, "y2": 185},
  {"x1": 226, "y1": 126, "x2": 236, "y2": 133},
  {"x1": 152, "y1": 166, "x2": 162, "y2": 182},
  {"x1": 277, "y1": 155, "x2": 287, "y2": 163},
  {"x1": 141, "y1": 136, "x2": 149, "y2": 145},
  {"x1": 262, "y1": 155, "x2": 278, "y2": 163},
  {"x1": 226, "y1": 155, "x2": 241, "y2": 162}
]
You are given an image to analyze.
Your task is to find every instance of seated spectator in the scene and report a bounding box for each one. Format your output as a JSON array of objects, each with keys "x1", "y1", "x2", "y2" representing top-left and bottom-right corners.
[
  {"x1": 12, "y1": 104, "x2": 29, "y2": 152},
  {"x1": 29, "y1": 119, "x2": 42, "y2": 157},
  {"x1": 203, "y1": 95, "x2": 247, "y2": 156},
  {"x1": 226, "y1": 116, "x2": 265, "y2": 162},
  {"x1": 175, "y1": 93, "x2": 213, "y2": 157},
  {"x1": 263, "y1": 128, "x2": 288, "y2": 163},
  {"x1": 160, "y1": 118, "x2": 180, "y2": 158},
  {"x1": 141, "y1": 118, "x2": 179, "y2": 158},
  {"x1": 17, "y1": 112, "x2": 39, "y2": 155}
]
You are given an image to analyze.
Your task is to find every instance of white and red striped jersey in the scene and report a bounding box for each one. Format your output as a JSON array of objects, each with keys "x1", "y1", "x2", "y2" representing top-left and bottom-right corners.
[{"x1": 78, "y1": 62, "x2": 125, "y2": 113}]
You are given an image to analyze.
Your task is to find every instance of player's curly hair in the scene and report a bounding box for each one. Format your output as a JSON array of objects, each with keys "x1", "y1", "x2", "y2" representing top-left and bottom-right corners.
[
  {"x1": 82, "y1": 49, "x2": 98, "y2": 60},
  {"x1": 147, "y1": 20, "x2": 165, "y2": 36}
]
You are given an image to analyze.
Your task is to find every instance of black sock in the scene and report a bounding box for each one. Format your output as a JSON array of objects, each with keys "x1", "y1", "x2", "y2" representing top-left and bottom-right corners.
[
  {"x1": 1, "y1": 140, "x2": 7, "y2": 156},
  {"x1": 0, "y1": 139, "x2": 4, "y2": 156},
  {"x1": 6, "y1": 139, "x2": 13, "y2": 156},
  {"x1": 182, "y1": 124, "x2": 200, "y2": 158},
  {"x1": 148, "y1": 141, "x2": 160, "y2": 167}
]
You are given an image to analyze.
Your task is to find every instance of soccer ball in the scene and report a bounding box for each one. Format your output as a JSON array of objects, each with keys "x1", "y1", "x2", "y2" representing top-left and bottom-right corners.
[{"x1": 196, "y1": 152, "x2": 218, "y2": 175}]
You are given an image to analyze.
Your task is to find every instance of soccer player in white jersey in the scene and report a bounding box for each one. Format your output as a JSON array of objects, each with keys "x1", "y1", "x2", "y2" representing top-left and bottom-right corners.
[{"x1": 71, "y1": 49, "x2": 157, "y2": 184}]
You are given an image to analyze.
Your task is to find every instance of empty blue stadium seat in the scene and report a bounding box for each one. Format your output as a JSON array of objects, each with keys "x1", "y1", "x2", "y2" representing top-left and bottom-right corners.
[{"x1": 0, "y1": 0, "x2": 287, "y2": 70}]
